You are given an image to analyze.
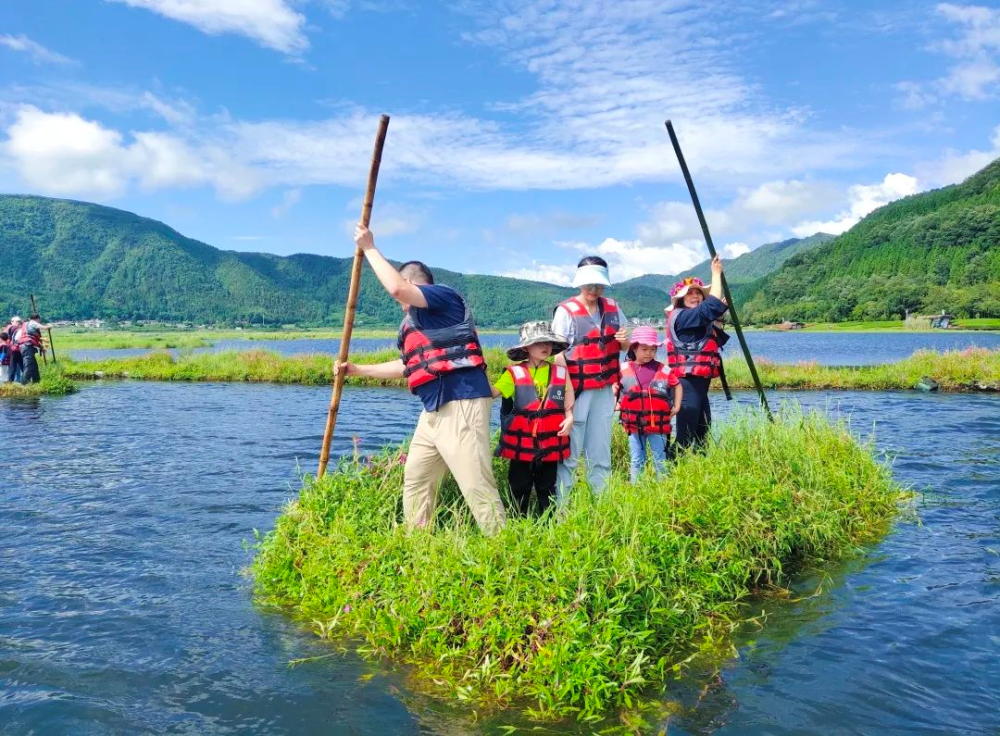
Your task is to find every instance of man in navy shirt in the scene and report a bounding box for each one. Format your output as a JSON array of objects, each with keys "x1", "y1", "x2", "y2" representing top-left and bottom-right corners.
[{"x1": 335, "y1": 225, "x2": 506, "y2": 536}]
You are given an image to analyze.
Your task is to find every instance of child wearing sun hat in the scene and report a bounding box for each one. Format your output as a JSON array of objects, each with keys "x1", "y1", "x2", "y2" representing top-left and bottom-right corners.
[
  {"x1": 618, "y1": 326, "x2": 682, "y2": 484},
  {"x1": 493, "y1": 321, "x2": 575, "y2": 517}
]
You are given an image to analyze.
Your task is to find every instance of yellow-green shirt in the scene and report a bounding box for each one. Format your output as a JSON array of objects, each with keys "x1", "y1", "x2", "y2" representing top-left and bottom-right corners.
[{"x1": 494, "y1": 361, "x2": 551, "y2": 400}]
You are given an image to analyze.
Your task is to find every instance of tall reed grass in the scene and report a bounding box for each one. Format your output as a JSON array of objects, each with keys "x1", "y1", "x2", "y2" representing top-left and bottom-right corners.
[
  {"x1": 252, "y1": 408, "x2": 903, "y2": 720},
  {"x1": 64, "y1": 346, "x2": 1000, "y2": 392}
]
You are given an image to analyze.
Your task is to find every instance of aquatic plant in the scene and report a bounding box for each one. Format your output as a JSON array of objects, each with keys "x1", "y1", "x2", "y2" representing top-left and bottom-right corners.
[
  {"x1": 251, "y1": 408, "x2": 903, "y2": 720},
  {"x1": 63, "y1": 346, "x2": 1000, "y2": 392},
  {"x1": 0, "y1": 367, "x2": 76, "y2": 397}
]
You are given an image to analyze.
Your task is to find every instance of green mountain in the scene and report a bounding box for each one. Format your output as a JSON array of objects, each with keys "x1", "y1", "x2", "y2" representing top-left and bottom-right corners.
[
  {"x1": 743, "y1": 157, "x2": 1000, "y2": 324},
  {"x1": 678, "y1": 233, "x2": 835, "y2": 284},
  {"x1": 0, "y1": 195, "x2": 668, "y2": 327}
]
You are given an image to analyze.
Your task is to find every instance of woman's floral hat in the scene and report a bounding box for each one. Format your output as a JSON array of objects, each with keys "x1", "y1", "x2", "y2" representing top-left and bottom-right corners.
[{"x1": 668, "y1": 276, "x2": 709, "y2": 309}]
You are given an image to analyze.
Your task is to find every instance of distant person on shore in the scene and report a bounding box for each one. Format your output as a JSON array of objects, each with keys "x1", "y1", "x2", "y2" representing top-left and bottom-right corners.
[
  {"x1": 618, "y1": 326, "x2": 682, "y2": 483},
  {"x1": 333, "y1": 224, "x2": 506, "y2": 536},
  {"x1": 0, "y1": 331, "x2": 10, "y2": 383},
  {"x1": 665, "y1": 257, "x2": 728, "y2": 449},
  {"x1": 551, "y1": 256, "x2": 628, "y2": 501},
  {"x1": 6, "y1": 316, "x2": 24, "y2": 384},
  {"x1": 493, "y1": 321, "x2": 574, "y2": 517},
  {"x1": 15, "y1": 314, "x2": 47, "y2": 385}
]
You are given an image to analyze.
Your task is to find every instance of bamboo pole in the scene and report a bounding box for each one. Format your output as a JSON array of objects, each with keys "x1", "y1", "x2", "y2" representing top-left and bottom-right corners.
[
  {"x1": 29, "y1": 294, "x2": 55, "y2": 365},
  {"x1": 317, "y1": 114, "x2": 390, "y2": 478},
  {"x1": 664, "y1": 120, "x2": 773, "y2": 419}
]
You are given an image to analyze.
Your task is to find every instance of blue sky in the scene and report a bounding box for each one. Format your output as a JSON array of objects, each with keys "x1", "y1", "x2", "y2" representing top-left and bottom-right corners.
[{"x1": 1, "y1": 0, "x2": 998, "y2": 285}]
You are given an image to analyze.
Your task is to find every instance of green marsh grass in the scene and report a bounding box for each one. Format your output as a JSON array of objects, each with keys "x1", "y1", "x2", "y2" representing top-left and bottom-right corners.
[
  {"x1": 63, "y1": 346, "x2": 1000, "y2": 392},
  {"x1": 0, "y1": 366, "x2": 76, "y2": 397},
  {"x1": 251, "y1": 408, "x2": 903, "y2": 720},
  {"x1": 57, "y1": 327, "x2": 409, "y2": 350}
]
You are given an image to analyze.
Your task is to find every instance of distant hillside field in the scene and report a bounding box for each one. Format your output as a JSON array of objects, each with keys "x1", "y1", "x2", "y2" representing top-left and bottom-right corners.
[{"x1": 0, "y1": 195, "x2": 667, "y2": 327}]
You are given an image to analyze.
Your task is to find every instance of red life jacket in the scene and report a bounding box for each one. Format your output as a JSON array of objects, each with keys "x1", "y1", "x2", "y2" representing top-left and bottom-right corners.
[
  {"x1": 556, "y1": 296, "x2": 621, "y2": 392},
  {"x1": 15, "y1": 326, "x2": 41, "y2": 350},
  {"x1": 498, "y1": 362, "x2": 570, "y2": 463},
  {"x1": 618, "y1": 361, "x2": 676, "y2": 435},
  {"x1": 397, "y1": 294, "x2": 486, "y2": 393},
  {"x1": 665, "y1": 308, "x2": 721, "y2": 379}
]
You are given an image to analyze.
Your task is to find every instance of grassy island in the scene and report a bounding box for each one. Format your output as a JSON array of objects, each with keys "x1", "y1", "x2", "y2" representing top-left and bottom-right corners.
[
  {"x1": 0, "y1": 368, "x2": 76, "y2": 398},
  {"x1": 251, "y1": 409, "x2": 904, "y2": 720},
  {"x1": 62, "y1": 346, "x2": 1000, "y2": 392}
]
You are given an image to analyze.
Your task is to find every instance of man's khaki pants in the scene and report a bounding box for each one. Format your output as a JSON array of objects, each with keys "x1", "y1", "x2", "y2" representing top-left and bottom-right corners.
[{"x1": 403, "y1": 396, "x2": 506, "y2": 536}]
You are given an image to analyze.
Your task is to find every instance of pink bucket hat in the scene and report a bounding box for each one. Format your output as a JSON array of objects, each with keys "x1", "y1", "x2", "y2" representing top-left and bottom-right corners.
[{"x1": 628, "y1": 326, "x2": 662, "y2": 348}]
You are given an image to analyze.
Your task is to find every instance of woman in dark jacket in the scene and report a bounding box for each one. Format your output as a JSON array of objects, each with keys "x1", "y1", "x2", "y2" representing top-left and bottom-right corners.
[{"x1": 664, "y1": 256, "x2": 728, "y2": 449}]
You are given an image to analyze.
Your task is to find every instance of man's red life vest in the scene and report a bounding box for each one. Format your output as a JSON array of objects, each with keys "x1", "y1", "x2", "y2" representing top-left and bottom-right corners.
[
  {"x1": 14, "y1": 326, "x2": 41, "y2": 350},
  {"x1": 665, "y1": 308, "x2": 721, "y2": 379},
  {"x1": 556, "y1": 296, "x2": 621, "y2": 392},
  {"x1": 498, "y1": 362, "x2": 570, "y2": 463},
  {"x1": 397, "y1": 295, "x2": 486, "y2": 393},
  {"x1": 618, "y1": 361, "x2": 676, "y2": 435}
]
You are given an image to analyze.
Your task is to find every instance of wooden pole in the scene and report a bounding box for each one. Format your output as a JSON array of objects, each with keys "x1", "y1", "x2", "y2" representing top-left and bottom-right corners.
[
  {"x1": 664, "y1": 120, "x2": 773, "y2": 419},
  {"x1": 29, "y1": 294, "x2": 55, "y2": 365},
  {"x1": 317, "y1": 114, "x2": 390, "y2": 478}
]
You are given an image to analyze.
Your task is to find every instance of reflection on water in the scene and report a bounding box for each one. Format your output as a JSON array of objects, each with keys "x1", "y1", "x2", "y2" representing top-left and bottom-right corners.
[{"x1": 1, "y1": 384, "x2": 998, "y2": 734}]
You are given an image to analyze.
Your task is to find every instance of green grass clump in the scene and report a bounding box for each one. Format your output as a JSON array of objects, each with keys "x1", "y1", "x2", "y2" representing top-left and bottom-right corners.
[
  {"x1": 63, "y1": 346, "x2": 1000, "y2": 392},
  {"x1": 0, "y1": 366, "x2": 76, "y2": 397},
  {"x1": 252, "y1": 408, "x2": 902, "y2": 720},
  {"x1": 725, "y1": 346, "x2": 1000, "y2": 391}
]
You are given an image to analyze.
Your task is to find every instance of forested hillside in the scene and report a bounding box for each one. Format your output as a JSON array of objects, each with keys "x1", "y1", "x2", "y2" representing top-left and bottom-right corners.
[
  {"x1": 679, "y1": 233, "x2": 834, "y2": 284},
  {"x1": 0, "y1": 195, "x2": 667, "y2": 327},
  {"x1": 743, "y1": 158, "x2": 1000, "y2": 323}
]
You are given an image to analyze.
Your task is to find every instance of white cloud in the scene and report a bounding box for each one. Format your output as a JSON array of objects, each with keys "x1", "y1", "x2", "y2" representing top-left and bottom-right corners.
[
  {"x1": 635, "y1": 178, "x2": 837, "y2": 253},
  {"x1": 104, "y1": 0, "x2": 308, "y2": 53},
  {"x1": 0, "y1": 106, "x2": 258, "y2": 200},
  {"x1": 723, "y1": 241, "x2": 751, "y2": 258},
  {"x1": 271, "y1": 187, "x2": 302, "y2": 218},
  {"x1": 916, "y1": 124, "x2": 1000, "y2": 186},
  {"x1": 0, "y1": 34, "x2": 77, "y2": 65},
  {"x1": 140, "y1": 91, "x2": 197, "y2": 126},
  {"x1": 938, "y1": 57, "x2": 1000, "y2": 99},
  {"x1": 897, "y1": 3, "x2": 1000, "y2": 106},
  {"x1": 571, "y1": 236, "x2": 709, "y2": 281},
  {"x1": 791, "y1": 173, "x2": 919, "y2": 237},
  {"x1": 0, "y1": 2, "x2": 890, "y2": 200},
  {"x1": 499, "y1": 262, "x2": 578, "y2": 286}
]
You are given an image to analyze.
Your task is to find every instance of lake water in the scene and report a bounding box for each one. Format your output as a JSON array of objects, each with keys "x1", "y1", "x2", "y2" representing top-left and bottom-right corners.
[
  {"x1": 67, "y1": 330, "x2": 1000, "y2": 365},
  {"x1": 2, "y1": 384, "x2": 998, "y2": 734}
]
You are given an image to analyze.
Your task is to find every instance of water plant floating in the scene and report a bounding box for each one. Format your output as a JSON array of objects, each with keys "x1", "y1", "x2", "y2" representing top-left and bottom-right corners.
[{"x1": 252, "y1": 408, "x2": 903, "y2": 720}]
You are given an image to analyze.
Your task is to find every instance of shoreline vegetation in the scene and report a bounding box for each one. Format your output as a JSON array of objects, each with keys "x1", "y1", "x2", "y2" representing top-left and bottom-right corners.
[
  {"x1": 50, "y1": 317, "x2": 1000, "y2": 348},
  {"x1": 251, "y1": 409, "x2": 905, "y2": 720},
  {"x1": 0, "y1": 367, "x2": 76, "y2": 397},
  {"x1": 60, "y1": 346, "x2": 1000, "y2": 392}
]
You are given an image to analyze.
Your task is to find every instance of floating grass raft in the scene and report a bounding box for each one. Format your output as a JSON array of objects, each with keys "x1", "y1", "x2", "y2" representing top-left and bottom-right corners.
[{"x1": 252, "y1": 408, "x2": 903, "y2": 720}]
